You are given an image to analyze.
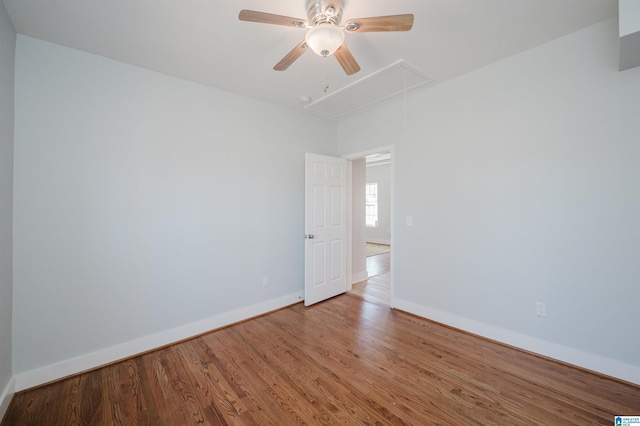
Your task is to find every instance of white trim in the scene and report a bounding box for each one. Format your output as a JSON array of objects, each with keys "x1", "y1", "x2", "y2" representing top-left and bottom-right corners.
[
  {"x1": 388, "y1": 147, "x2": 395, "y2": 307},
  {"x1": 366, "y1": 160, "x2": 390, "y2": 167},
  {"x1": 342, "y1": 146, "x2": 394, "y2": 161},
  {"x1": 0, "y1": 376, "x2": 15, "y2": 422},
  {"x1": 394, "y1": 298, "x2": 640, "y2": 386},
  {"x1": 366, "y1": 238, "x2": 391, "y2": 245},
  {"x1": 14, "y1": 292, "x2": 303, "y2": 391},
  {"x1": 351, "y1": 270, "x2": 368, "y2": 285},
  {"x1": 346, "y1": 160, "x2": 353, "y2": 291}
]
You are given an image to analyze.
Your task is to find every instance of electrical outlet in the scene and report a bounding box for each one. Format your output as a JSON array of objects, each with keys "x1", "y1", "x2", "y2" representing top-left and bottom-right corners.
[
  {"x1": 536, "y1": 302, "x2": 547, "y2": 317},
  {"x1": 262, "y1": 276, "x2": 269, "y2": 287}
]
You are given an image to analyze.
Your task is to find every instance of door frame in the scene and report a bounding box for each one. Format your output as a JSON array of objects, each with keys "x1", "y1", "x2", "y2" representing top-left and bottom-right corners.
[{"x1": 343, "y1": 145, "x2": 395, "y2": 307}]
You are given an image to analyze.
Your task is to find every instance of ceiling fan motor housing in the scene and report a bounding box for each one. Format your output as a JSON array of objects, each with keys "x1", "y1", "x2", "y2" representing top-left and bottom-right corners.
[{"x1": 307, "y1": 0, "x2": 343, "y2": 26}]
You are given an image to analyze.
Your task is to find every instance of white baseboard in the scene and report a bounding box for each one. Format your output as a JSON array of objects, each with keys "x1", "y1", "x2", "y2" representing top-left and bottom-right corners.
[
  {"x1": 0, "y1": 376, "x2": 15, "y2": 422},
  {"x1": 14, "y1": 291, "x2": 304, "y2": 391},
  {"x1": 367, "y1": 239, "x2": 390, "y2": 245},
  {"x1": 351, "y1": 270, "x2": 368, "y2": 285},
  {"x1": 394, "y1": 298, "x2": 640, "y2": 386}
]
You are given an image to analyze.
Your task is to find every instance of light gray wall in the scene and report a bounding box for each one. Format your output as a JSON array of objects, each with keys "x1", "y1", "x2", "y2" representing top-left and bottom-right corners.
[
  {"x1": 0, "y1": 0, "x2": 15, "y2": 407},
  {"x1": 366, "y1": 162, "x2": 391, "y2": 244},
  {"x1": 337, "y1": 19, "x2": 640, "y2": 380},
  {"x1": 619, "y1": 0, "x2": 640, "y2": 36},
  {"x1": 12, "y1": 36, "x2": 337, "y2": 374},
  {"x1": 619, "y1": 0, "x2": 640, "y2": 71},
  {"x1": 351, "y1": 158, "x2": 366, "y2": 282}
]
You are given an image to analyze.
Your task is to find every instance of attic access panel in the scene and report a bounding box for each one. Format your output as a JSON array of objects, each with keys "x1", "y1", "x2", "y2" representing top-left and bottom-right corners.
[{"x1": 304, "y1": 59, "x2": 433, "y2": 119}]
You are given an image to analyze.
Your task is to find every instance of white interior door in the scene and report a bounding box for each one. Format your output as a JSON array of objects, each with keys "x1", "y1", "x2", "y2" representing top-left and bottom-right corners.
[{"x1": 304, "y1": 153, "x2": 347, "y2": 306}]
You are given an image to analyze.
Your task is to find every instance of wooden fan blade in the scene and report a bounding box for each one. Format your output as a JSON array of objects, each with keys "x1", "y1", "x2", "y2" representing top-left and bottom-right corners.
[
  {"x1": 344, "y1": 14, "x2": 414, "y2": 32},
  {"x1": 274, "y1": 41, "x2": 308, "y2": 71},
  {"x1": 239, "y1": 10, "x2": 307, "y2": 28},
  {"x1": 334, "y1": 44, "x2": 360, "y2": 75}
]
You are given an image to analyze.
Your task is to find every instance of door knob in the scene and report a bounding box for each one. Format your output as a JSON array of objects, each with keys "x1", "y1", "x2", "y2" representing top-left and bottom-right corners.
[{"x1": 305, "y1": 234, "x2": 315, "y2": 239}]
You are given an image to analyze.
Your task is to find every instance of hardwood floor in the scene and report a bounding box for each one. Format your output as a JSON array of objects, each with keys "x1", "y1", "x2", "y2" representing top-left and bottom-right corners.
[
  {"x1": 366, "y1": 251, "x2": 390, "y2": 278},
  {"x1": 349, "y1": 251, "x2": 391, "y2": 305},
  {"x1": 4, "y1": 293, "x2": 640, "y2": 425}
]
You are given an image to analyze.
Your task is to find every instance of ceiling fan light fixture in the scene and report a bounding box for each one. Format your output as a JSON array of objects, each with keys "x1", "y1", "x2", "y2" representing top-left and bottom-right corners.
[{"x1": 305, "y1": 24, "x2": 345, "y2": 57}]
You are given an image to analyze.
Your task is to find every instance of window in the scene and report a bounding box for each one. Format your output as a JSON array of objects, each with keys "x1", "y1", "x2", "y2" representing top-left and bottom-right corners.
[{"x1": 365, "y1": 183, "x2": 378, "y2": 227}]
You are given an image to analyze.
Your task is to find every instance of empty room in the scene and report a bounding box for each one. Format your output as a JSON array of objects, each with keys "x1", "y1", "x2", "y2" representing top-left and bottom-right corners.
[{"x1": 1, "y1": 0, "x2": 640, "y2": 424}]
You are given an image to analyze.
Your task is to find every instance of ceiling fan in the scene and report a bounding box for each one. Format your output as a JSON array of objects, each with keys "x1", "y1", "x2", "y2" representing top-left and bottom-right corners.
[{"x1": 239, "y1": 0, "x2": 414, "y2": 75}]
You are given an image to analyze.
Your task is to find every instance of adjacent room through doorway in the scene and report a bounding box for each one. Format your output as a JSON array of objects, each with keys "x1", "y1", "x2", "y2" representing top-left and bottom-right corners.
[{"x1": 348, "y1": 151, "x2": 392, "y2": 305}]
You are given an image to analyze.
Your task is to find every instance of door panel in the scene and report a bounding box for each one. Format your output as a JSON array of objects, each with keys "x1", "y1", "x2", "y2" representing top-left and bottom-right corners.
[{"x1": 305, "y1": 153, "x2": 347, "y2": 306}]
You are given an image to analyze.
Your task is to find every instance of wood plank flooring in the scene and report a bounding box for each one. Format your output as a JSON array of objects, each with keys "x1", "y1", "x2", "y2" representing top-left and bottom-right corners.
[
  {"x1": 366, "y1": 250, "x2": 391, "y2": 278},
  {"x1": 4, "y1": 294, "x2": 640, "y2": 425},
  {"x1": 349, "y1": 252, "x2": 391, "y2": 305}
]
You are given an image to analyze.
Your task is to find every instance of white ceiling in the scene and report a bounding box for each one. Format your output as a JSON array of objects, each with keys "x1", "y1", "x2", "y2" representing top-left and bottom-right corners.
[{"x1": 4, "y1": 0, "x2": 618, "y2": 118}]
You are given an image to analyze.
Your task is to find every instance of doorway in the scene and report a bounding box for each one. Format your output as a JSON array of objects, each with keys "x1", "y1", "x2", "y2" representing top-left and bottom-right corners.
[{"x1": 344, "y1": 147, "x2": 393, "y2": 306}]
